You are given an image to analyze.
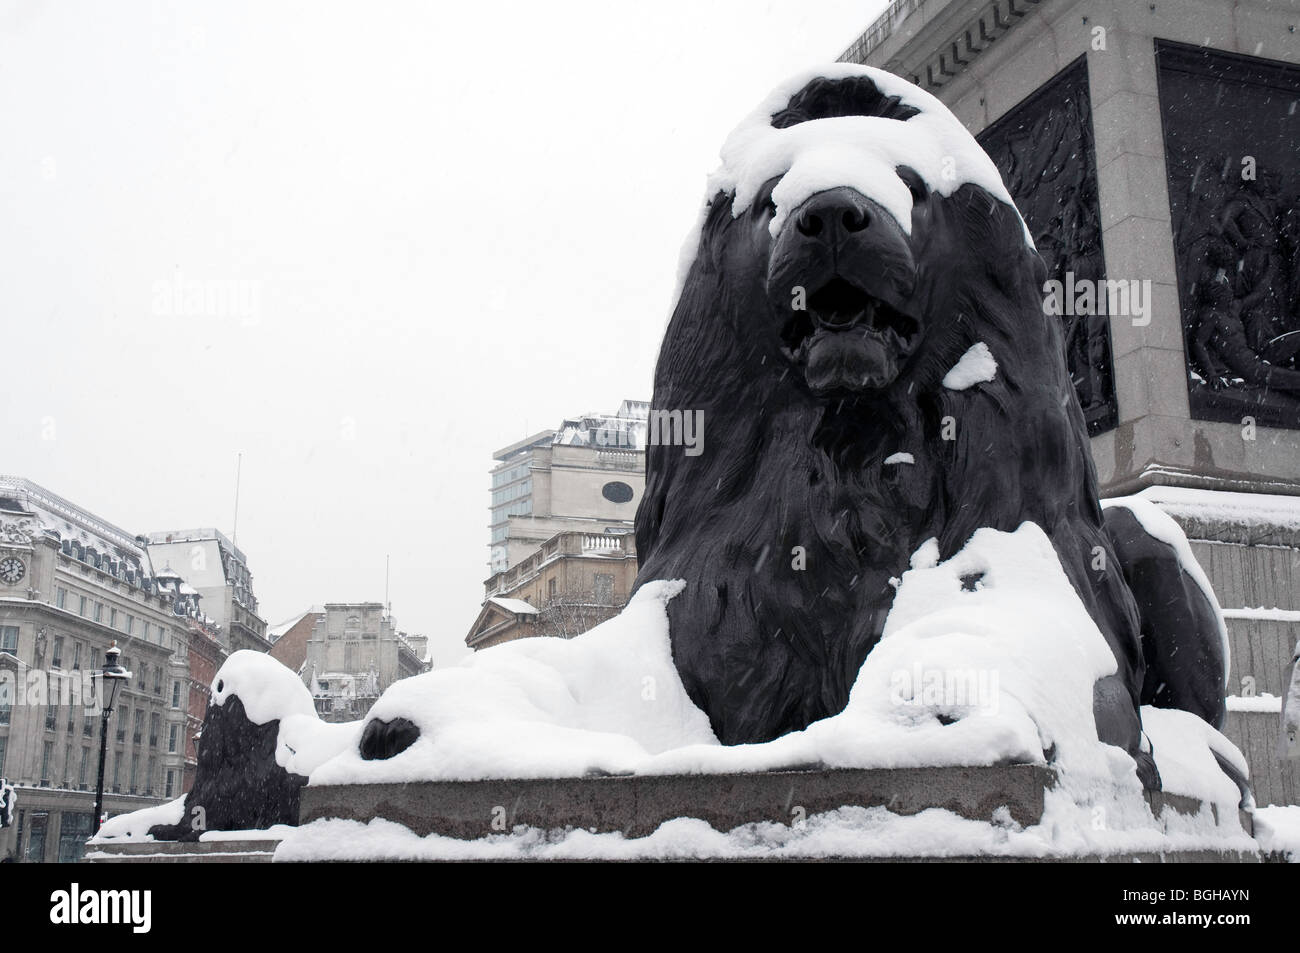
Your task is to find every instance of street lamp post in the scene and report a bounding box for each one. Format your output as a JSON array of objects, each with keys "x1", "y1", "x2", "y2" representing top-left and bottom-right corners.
[{"x1": 92, "y1": 642, "x2": 130, "y2": 834}]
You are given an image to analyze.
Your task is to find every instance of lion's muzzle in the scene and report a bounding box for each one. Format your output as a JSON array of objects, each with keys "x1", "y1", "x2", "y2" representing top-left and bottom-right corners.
[{"x1": 769, "y1": 186, "x2": 920, "y2": 395}]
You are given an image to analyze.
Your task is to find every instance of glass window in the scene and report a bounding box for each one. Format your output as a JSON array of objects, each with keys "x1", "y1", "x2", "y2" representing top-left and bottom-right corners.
[
  {"x1": 71, "y1": 641, "x2": 81, "y2": 670},
  {"x1": 165, "y1": 770, "x2": 174, "y2": 799},
  {"x1": 78, "y1": 595, "x2": 87, "y2": 616},
  {"x1": 41, "y1": 741, "x2": 53, "y2": 783},
  {"x1": 79, "y1": 748, "x2": 89, "y2": 788},
  {"x1": 93, "y1": 602, "x2": 102, "y2": 623},
  {"x1": 168, "y1": 724, "x2": 178, "y2": 752},
  {"x1": 0, "y1": 736, "x2": 6, "y2": 774},
  {"x1": 109, "y1": 608, "x2": 117, "y2": 629},
  {"x1": 57, "y1": 813, "x2": 93, "y2": 863},
  {"x1": 52, "y1": 636, "x2": 64, "y2": 668},
  {"x1": 0, "y1": 624, "x2": 17, "y2": 652},
  {"x1": 171, "y1": 681, "x2": 181, "y2": 708},
  {"x1": 56, "y1": 587, "x2": 66, "y2": 609}
]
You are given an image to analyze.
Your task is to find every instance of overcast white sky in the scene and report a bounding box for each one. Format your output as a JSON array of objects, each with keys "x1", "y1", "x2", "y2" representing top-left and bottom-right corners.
[{"x1": 1, "y1": 0, "x2": 885, "y2": 665}]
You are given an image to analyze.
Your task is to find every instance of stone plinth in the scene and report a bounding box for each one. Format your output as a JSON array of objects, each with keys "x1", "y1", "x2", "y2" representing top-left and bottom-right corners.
[{"x1": 300, "y1": 764, "x2": 1054, "y2": 838}]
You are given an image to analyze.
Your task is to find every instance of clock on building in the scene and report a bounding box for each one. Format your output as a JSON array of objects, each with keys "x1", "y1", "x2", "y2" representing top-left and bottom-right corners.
[{"x1": 0, "y1": 556, "x2": 25, "y2": 585}]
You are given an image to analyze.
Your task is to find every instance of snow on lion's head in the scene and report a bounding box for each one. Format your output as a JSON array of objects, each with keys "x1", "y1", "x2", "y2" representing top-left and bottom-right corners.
[{"x1": 634, "y1": 66, "x2": 1129, "y2": 747}]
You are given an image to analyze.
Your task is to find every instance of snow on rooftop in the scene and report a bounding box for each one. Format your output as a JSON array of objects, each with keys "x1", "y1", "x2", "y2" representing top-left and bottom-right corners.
[{"x1": 489, "y1": 597, "x2": 539, "y2": 616}]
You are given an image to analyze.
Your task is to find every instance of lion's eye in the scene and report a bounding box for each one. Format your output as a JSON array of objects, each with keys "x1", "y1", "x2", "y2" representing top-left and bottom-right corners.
[{"x1": 896, "y1": 165, "x2": 929, "y2": 204}]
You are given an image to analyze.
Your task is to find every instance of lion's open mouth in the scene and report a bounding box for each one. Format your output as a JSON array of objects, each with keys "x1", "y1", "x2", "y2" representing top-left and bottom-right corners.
[{"x1": 780, "y1": 277, "x2": 919, "y2": 393}]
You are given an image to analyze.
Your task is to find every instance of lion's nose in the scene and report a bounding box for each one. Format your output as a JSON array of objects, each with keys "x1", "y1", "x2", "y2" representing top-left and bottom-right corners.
[{"x1": 794, "y1": 188, "x2": 874, "y2": 240}]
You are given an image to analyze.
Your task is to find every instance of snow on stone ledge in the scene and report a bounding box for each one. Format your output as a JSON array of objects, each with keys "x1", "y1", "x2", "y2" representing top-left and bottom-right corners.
[
  {"x1": 90, "y1": 795, "x2": 185, "y2": 843},
  {"x1": 308, "y1": 580, "x2": 718, "y2": 786},
  {"x1": 1134, "y1": 485, "x2": 1300, "y2": 532}
]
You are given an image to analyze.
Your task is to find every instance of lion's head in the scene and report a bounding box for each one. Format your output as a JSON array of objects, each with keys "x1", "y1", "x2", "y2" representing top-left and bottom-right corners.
[{"x1": 684, "y1": 66, "x2": 1043, "y2": 401}]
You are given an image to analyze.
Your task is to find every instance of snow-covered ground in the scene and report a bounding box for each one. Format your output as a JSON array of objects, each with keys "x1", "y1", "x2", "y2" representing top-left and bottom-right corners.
[
  {"x1": 275, "y1": 796, "x2": 1258, "y2": 862},
  {"x1": 1254, "y1": 805, "x2": 1300, "y2": 861}
]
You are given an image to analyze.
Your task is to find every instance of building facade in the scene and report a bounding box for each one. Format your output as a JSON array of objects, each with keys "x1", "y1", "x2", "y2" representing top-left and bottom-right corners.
[
  {"x1": 267, "y1": 607, "x2": 324, "y2": 674},
  {"x1": 180, "y1": 616, "x2": 225, "y2": 793},
  {"x1": 302, "y1": 603, "x2": 429, "y2": 722},
  {"x1": 489, "y1": 400, "x2": 647, "y2": 573},
  {"x1": 146, "y1": 528, "x2": 269, "y2": 654},
  {"x1": 466, "y1": 530, "x2": 639, "y2": 650},
  {"x1": 0, "y1": 477, "x2": 194, "y2": 862}
]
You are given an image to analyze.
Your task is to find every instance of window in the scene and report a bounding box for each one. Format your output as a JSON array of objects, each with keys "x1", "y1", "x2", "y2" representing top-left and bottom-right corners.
[
  {"x1": 129, "y1": 754, "x2": 139, "y2": 794},
  {"x1": 57, "y1": 813, "x2": 93, "y2": 863},
  {"x1": 125, "y1": 614, "x2": 134, "y2": 636},
  {"x1": 56, "y1": 587, "x2": 66, "y2": 609},
  {"x1": 0, "y1": 697, "x2": 10, "y2": 725},
  {"x1": 133, "y1": 708, "x2": 144, "y2": 744},
  {"x1": 112, "y1": 753, "x2": 121, "y2": 792},
  {"x1": 150, "y1": 712, "x2": 160, "y2": 746},
  {"x1": 345, "y1": 615, "x2": 361, "y2": 638},
  {"x1": 78, "y1": 595, "x2": 87, "y2": 616},
  {"x1": 71, "y1": 641, "x2": 81, "y2": 670},
  {"x1": 601, "y1": 481, "x2": 634, "y2": 504},
  {"x1": 0, "y1": 736, "x2": 6, "y2": 774},
  {"x1": 171, "y1": 681, "x2": 181, "y2": 708},
  {"x1": 165, "y1": 770, "x2": 175, "y2": 799},
  {"x1": 93, "y1": 602, "x2": 102, "y2": 623},
  {"x1": 109, "y1": 608, "x2": 117, "y2": 629},
  {"x1": 41, "y1": 741, "x2": 53, "y2": 784},
  {"x1": 168, "y1": 724, "x2": 178, "y2": 753},
  {"x1": 146, "y1": 756, "x2": 156, "y2": 795},
  {"x1": 594, "y1": 573, "x2": 614, "y2": 604},
  {"x1": 137, "y1": 662, "x2": 147, "y2": 690},
  {"x1": 548, "y1": 578, "x2": 557, "y2": 601},
  {"x1": 51, "y1": 636, "x2": 64, "y2": 668},
  {"x1": 63, "y1": 744, "x2": 73, "y2": 786},
  {"x1": 45, "y1": 702, "x2": 58, "y2": 731},
  {"x1": 154, "y1": 668, "x2": 162, "y2": 695},
  {"x1": 0, "y1": 625, "x2": 17, "y2": 652},
  {"x1": 79, "y1": 748, "x2": 90, "y2": 788}
]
